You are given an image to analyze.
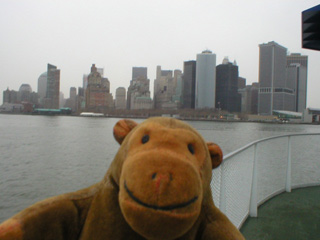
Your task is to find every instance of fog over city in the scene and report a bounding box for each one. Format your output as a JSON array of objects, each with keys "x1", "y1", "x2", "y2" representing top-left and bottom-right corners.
[{"x1": 1, "y1": 0, "x2": 319, "y2": 107}]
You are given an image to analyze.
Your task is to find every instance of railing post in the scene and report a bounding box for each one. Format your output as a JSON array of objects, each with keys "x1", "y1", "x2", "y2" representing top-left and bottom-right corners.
[
  {"x1": 249, "y1": 143, "x2": 258, "y2": 217},
  {"x1": 219, "y1": 162, "x2": 227, "y2": 214},
  {"x1": 286, "y1": 136, "x2": 292, "y2": 192}
]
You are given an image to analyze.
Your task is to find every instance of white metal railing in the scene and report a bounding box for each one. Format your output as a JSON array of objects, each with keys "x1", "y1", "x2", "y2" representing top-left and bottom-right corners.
[{"x1": 210, "y1": 133, "x2": 320, "y2": 229}]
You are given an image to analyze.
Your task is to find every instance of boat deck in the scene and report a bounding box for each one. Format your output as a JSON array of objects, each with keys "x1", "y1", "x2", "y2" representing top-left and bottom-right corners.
[{"x1": 240, "y1": 186, "x2": 320, "y2": 240}]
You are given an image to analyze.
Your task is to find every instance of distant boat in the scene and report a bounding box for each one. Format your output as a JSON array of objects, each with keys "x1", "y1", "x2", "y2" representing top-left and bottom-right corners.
[{"x1": 80, "y1": 112, "x2": 104, "y2": 117}]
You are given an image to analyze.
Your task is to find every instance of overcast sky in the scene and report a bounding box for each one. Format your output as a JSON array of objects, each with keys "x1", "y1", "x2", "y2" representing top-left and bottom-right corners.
[{"x1": 1, "y1": 0, "x2": 319, "y2": 108}]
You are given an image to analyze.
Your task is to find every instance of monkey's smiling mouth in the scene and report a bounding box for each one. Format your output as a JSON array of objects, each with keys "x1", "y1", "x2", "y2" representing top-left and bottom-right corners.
[{"x1": 124, "y1": 181, "x2": 198, "y2": 211}]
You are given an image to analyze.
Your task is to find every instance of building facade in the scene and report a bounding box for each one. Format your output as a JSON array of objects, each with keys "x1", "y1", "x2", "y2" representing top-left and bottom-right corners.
[
  {"x1": 239, "y1": 83, "x2": 259, "y2": 114},
  {"x1": 37, "y1": 72, "x2": 47, "y2": 105},
  {"x1": 3, "y1": 88, "x2": 18, "y2": 104},
  {"x1": 286, "y1": 53, "x2": 308, "y2": 112},
  {"x1": 238, "y1": 77, "x2": 246, "y2": 89},
  {"x1": 83, "y1": 74, "x2": 88, "y2": 90},
  {"x1": 195, "y1": 50, "x2": 216, "y2": 109},
  {"x1": 85, "y1": 64, "x2": 113, "y2": 111},
  {"x1": 127, "y1": 67, "x2": 149, "y2": 110},
  {"x1": 153, "y1": 66, "x2": 177, "y2": 109},
  {"x1": 76, "y1": 87, "x2": 85, "y2": 112},
  {"x1": 44, "y1": 64, "x2": 60, "y2": 109},
  {"x1": 132, "y1": 67, "x2": 147, "y2": 81},
  {"x1": 182, "y1": 61, "x2": 196, "y2": 109},
  {"x1": 172, "y1": 70, "x2": 183, "y2": 107},
  {"x1": 64, "y1": 87, "x2": 77, "y2": 111},
  {"x1": 258, "y1": 42, "x2": 295, "y2": 115},
  {"x1": 215, "y1": 59, "x2": 241, "y2": 113},
  {"x1": 17, "y1": 84, "x2": 38, "y2": 105},
  {"x1": 115, "y1": 87, "x2": 126, "y2": 109}
]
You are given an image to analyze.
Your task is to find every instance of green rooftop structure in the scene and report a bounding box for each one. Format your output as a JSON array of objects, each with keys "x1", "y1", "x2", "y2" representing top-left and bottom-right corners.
[
  {"x1": 272, "y1": 110, "x2": 302, "y2": 120},
  {"x1": 33, "y1": 108, "x2": 71, "y2": 115}
]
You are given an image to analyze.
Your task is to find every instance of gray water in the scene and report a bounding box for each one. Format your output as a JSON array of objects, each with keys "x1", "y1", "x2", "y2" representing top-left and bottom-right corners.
[{"x1": 0, "y1": 114, "x2": 319, "y2": 222}]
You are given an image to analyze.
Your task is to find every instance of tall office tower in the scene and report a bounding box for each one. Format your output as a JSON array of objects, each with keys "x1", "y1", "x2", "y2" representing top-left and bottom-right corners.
[
  {"x1": 258, "y1": 41, "x2": 295, "y2": 115},
  {"x1": 3, "y1": 88, "x2": 18, "y2": 104},
  {"x1": 127, "y1": 67, "x2": 152, "y2": 110},
  {"x1": 215, "y1": 59, "x2": 241, "y2": 113},
  {"x1": 115, "y1": 87, "x2": 126, "y2": 109},
  {"x1": 195, "y1": 50, "x2": 216, "y2": 109},
  {"x1": 239, "y1": 83, "x2": 259, "y2": 114},
  {"x1": 286, "y1": 53, "x2": 308, "y2": 68},
  {"x1": 173, "y1": 69, "x2": 182, "y2": 90},
  {"x1": 127, "y1": 67, "x2": 148, "y2": 109},
  {"x1": 286, "y1": 64, "x2": 307, "y2": 112},
  {"x1": 76, "y1": 87, "x2": 85, "y2": 112},
  {"x1": 83, "y1": 74, "x2": 88, "y2": 90},
  {"x1": 182, "y1": 61, "x2": 196, "y2": 109},
  {"x1": 286, "y1": 53, "x2": 308, "y2": 112},
  {"x1": 85, "y1": 64, "x2": 113, "y2": 111},
  {"x1": 17, "y1": 84, "x2": 38, "y2": 105},
  {"x1": 45, "y1": 64, "x2": 60, "y2": 109},
  {"x1": 97, "y1": 68, "x2": 104, "y2": 77},
  {"x1": 238, "y1": 77, "x2": 246, "y2": 89},
  {"x1": 59, "y1": 92, "x2": 65, "y2": 108},
  {"x1": 18, "y1": 84, "x2": 32, "y2": 102},
  {"x1": 38, "y1": 72, "x2": 47, "y2": 104},
  {"x1": 153, "y1": 66, "x2": 177, "y2": 109},
  {"x1": 172, "y1": 70, "x2": 183, "y2": 107},
  {"x1": 70, "y1": 87, "x2": 77, "y2": 100},
  {"x1": 132, "y1": 67, "x2": 147, "y2": 80},
  {"x1": 64, "y1": 87, "x2": 77, "y2": 110}
]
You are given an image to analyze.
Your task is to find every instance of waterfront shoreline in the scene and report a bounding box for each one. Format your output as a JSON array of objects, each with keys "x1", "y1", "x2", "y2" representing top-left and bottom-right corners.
[{"x1": 0, "y1": 111, "x2": 318, "y2": 125}]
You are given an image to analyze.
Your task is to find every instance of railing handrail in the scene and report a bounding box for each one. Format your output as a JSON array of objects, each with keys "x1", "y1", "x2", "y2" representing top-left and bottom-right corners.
[
  {"x1": 213, "y1": 132, "x2": 320, "y2": 229},
  {"x1": 224, "y1": 132, "x2": 320, "y2": 161}
]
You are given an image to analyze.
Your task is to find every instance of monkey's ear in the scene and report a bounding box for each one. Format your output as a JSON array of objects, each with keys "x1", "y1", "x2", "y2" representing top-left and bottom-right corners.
[
  {"x1": 207, "y1": 142, "x2": 223, "y2": 169},
  {"x1": 113, "y1": 119, "x2": 138, "y2": 144}
]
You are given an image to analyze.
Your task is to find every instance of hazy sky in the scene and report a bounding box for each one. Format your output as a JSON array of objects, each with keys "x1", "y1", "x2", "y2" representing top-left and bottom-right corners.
[{"x1": 1, "y1": 0, "x2": 319, "y2": 108}]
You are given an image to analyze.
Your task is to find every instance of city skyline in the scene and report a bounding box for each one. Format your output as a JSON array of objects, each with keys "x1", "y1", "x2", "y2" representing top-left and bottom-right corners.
[{"x1": 1, "y1": 1, "x2": 319, "y2": 108}]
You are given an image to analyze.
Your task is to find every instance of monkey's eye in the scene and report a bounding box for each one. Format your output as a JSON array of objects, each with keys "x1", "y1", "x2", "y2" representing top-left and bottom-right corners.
[
  {"x1": 142, "y1": 135, "x2": 149, "y2": 144},
  {"x1": 188, "y1": 144, "x2": 195, "y2": 154}
]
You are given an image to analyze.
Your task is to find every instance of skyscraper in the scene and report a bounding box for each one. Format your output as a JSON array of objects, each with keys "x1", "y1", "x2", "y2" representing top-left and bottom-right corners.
[
  {"x1": 115, "y1": 87, "x2": 126, "y2": 109},
  {"x1": 239, "y1": 83, "x2": 259, "y2": 114},
  {"x1": 238, "y1": 77, "x2": 246, "y2": 89},
  {"x1": 132, "y1": 67, "x2": 147, "y2": 80},
  {"x1": 286, "y1": 53, "x2": 308, "y2": 112},
  {"x1": 83, "y1": 74, "x2": 88, "y2": 90},
  {"x1": 37, "y1": 72, "x2": 47, "y2": 104},
  {"x1": 215, "y1": 59, "x2": 241, "y2": 113},
  {"x1": 127, "y1": 67, "x2": 148, "y2": 109},
  {"x1": 127, "y1": 67, "x2": 152, "y2": 110},
  {"x1": 70, "y1": 87, "x2": 77, "y2": 100},
  {"x1": 45, "y1": 64, "x2": 60, "y2": 109},
  {"x1": 258, "y1": 42, "x2": 295, "y2": 115},
  {"x1": 85, "y1": 64, "x2": 113, "y2": 111},
  {"x1": 195, "y1": 50, "x2": 216, "y2": 109},
  {"x1": 286, "y1": 53, "x2": 308, "y2": 68},
  {"x1": 3, "y1": 88, "x2": 18, "y2": 104},
  {"x1": 182, "y1": 61, "x2": 196, "y2": 109},
  {"x1": 153, "y1": 66, "x2": 176, "y2": 109},
  {"x1": 171, "y1": 70, "x2": 183, "y2": 107},
  {"x1": 64, "y1": 87, "x2": 77, "y2": 111},
  {"x1": 18, "y1": 84, "x2": 33, "y2": 102}
]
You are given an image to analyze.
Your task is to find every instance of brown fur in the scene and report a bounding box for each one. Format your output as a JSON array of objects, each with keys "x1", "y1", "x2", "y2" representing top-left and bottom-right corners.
[{"x1": 0, "y1": 117, "x2": 244, "y2": 240}]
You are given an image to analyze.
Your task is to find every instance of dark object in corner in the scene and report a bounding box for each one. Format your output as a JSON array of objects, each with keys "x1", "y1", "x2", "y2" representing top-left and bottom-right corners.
[{"x1": 302, "y1": 4, "x2": 320, "y2": 51}]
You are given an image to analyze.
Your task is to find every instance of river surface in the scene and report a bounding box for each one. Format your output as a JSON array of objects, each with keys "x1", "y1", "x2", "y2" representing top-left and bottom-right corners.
[{"x1": 0, "y1": 114, "x2": 319, "y2": 222}]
